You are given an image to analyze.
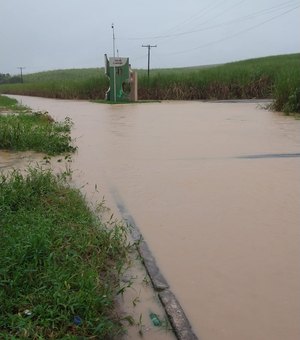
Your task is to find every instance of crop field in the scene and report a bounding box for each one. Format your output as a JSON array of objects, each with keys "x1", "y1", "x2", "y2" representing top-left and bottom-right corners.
[{"x1": 0, "y1": 53, "x2": 299, "y2": 113}]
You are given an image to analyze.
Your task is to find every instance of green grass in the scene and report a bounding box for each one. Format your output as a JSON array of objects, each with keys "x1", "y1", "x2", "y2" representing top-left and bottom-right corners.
[
  {"x1": 0, "y1": 167, "x2": 130, "y2": 339},
  {"x1": 0, "y1": 53, "x2": 299, "y2": 112},
  {"x1": 0, "y1": 95, "x2": 18, "y2": 108},
  {"x1": 0, "y1": 95, "x2": 26, "y2": 112},
  {"x1": 0, "y1": 95, "x2": 76, "y2": 155}
]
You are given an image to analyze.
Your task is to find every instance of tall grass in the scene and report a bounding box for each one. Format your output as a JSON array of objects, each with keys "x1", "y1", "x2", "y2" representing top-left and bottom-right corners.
[
  {"x1": 24, "y1": 68, "x2": 103, "y2": 83},
  {"x1": 0, "y1": 167, "x2": 129, "y2": 338},
  {"x1": 0, "y1": 54, "x2": 299, "y2": 112},
  {"x1": 0, "y1": 77, "x2": 107, "y2": 100},
  {"x1": 272, "y1": 66, "x2": 300, "y2": 113},
  {"x1": 139, "y1": 54, "x2": 299, "y2": 107},
  {"x1": 0, "y1": 95, "x2": 25, "y2": 111},
  {"x1": 0, "y1": 112, "x2": 76, "y2": 155},
  {"x1": 0, "y1": 95, "x2": 76, "y2": 155}
]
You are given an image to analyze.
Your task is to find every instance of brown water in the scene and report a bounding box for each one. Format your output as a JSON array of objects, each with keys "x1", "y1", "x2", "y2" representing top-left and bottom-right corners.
[{"x1": 7, "y1": 96, "x2": 300, "y2": 340}]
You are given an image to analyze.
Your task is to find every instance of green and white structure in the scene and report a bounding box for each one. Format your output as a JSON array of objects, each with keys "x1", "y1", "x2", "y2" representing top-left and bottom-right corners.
[{"x1": 104, "y1": 54, "x2": 138, "y2": 102}]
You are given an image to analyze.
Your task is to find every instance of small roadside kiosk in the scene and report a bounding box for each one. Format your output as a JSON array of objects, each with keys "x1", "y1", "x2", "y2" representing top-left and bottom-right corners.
[{"x1": 104, "y1": 54, "x2": 138, "y2": 102}]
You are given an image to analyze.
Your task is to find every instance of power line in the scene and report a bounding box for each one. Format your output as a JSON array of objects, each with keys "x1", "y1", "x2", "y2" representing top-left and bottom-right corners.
[
  {"x1": 119, "y1": 0, "x2": 298, "y2": 41},
  {"x1": 156, "y1": 0, "x2": 299, "y2": 41},
  {"x1": 183, "y1": 0, "x2": 247, "y2": 34},
  {"x1": 114, "y1": 0, "x2": 298, "y2": 69},
  {"x1": 161, "y1": 0, "x2": 227, "y2": 35},
  {"x1": 158, "y1": 4, "x2": 300, "y2": 57}
]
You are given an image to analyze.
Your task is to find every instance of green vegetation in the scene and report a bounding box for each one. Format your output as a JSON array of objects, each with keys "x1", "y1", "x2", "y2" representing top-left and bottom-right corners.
[
  {"x1": 140, "y1": 54, "x2": 300, "y2": 114},
  {"x1": 0, "y1": 95, "x2": 25, "y2": 111},
  {"x1": 24, "y1": 68, "x2": 103, "y2": 83},
  {"x1": 0, "y1": 73, "x2": 22, "y2": 84},
  {"x1": 0, "y1": 54, "x2": 299, "y2": 113},
  {"x1": 0, "y1": 95, "x2": 76, "y2": 155},
  {"x1": 0, "y1": 94, "x2": 133, "y2": 338},
  {"x1": 0, "y1": 167, "x2": 130, "y2": 338},
  {"x1": 0, "y1": 69, "x2": 106, "y2": 100}
]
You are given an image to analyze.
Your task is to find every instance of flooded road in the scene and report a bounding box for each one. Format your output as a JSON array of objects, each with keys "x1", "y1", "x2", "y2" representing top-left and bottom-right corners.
[{"x1": 7, "y1": 96, "x2": 300, "y2": 340}]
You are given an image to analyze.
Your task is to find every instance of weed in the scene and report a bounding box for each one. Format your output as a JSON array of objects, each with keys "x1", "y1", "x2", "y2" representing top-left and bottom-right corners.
[
  {"x1": 142, "y1": 275, "x2": 151, "y2": 286},
  {"x1": 132, "y1": 296, "x2": 141, "y2": 308},
  {"x1": 0, "y1": 167, "x2": 130, "y2": 338},
  {"x1": 0, "y1": 95, "x2": 18, "y2": 108},
  {"x1": 137, "y1": 313, "x2": 144, "y2": 336},
  {"x1": 0, "y1": 95, "x2": 27, "y2": 112},
  {"x1": 0, "y1": 109, "x2": 77, "y2": 155},
  {"x1": 283, "y1": 87, "x2": 300, "y2": 114},
  {"x1": 160, "y1": 315, "x2": 173, "y2": 332},
  {"x1": 121, "y1": 315, "x2": 135, "y2": 326}
]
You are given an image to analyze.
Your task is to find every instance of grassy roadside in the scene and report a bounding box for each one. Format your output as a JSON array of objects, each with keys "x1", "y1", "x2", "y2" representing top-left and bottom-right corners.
[
  {"x1": 0, "y1": 95, "x2": 132, "y2": 338},
  {"x1": 0, "y1": 95, "x2": 26, "y2": 112},
  {"x1": 0, "y1": 167, "x2": 130, "y2": 338},
  {"x1": 0, "y1": 54, "x2": 299, "y2": 113},
  {"x1": 0, "y1": 96, "x2": 76, "y2": 155}
]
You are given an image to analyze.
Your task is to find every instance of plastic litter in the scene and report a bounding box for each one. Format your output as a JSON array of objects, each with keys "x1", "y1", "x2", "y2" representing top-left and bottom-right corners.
[
  {"x1": 73, "y1": 315, "x2": 82, "y2": 325},
  {"x1": 149, "y1": 312, "x2": 161, "y2": 327},
  {"x1": 24, "y1": 309, "x2": 32, "y2": 316}
]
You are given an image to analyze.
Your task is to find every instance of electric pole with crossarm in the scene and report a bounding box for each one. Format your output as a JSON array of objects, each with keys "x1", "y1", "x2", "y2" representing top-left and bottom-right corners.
[
  {"x1": 142, "y1": 44, "x2": 157, "y2": 79},
  {"x1": 17, "y1": 67, "x2": 25, "y2": 83}
]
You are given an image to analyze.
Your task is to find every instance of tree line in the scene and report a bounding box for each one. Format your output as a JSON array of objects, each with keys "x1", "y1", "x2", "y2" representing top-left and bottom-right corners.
[{"x1": 0, "y1": 73, "x2": 22, "y2": 84}]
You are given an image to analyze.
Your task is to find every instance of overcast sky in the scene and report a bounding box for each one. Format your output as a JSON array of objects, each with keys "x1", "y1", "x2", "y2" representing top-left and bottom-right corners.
[{"x1": 1, "y1": 0, "x2": 299, "y2": 75}]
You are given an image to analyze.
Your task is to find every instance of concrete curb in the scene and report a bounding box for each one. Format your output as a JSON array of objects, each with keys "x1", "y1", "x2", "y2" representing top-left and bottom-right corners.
[
  {"x1": 138, "y1": 240, "x2": 169, "y2": 291},
  {"x1": 110, "y1": 187, "x2": 198, "y2": 340},
  {"x1": 159, "y1": 290, "x2": 198, "y2": 340}
]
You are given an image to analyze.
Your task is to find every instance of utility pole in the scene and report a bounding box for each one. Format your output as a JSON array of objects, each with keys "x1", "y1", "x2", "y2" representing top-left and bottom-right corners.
[
  {"x1": 142, "y1": 44, "x2": 157, "y2": 78},
  {"x1": 112, "y1": 23, "x2": 116, "y2": 102},
  {"x1": 17, "y1": 67, "x2": 25, "y2": 83}
]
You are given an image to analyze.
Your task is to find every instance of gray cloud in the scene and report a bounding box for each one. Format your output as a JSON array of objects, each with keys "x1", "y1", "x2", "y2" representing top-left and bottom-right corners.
[{"x1": 1, "y1": 0, "x2": 299, "y2": 75}]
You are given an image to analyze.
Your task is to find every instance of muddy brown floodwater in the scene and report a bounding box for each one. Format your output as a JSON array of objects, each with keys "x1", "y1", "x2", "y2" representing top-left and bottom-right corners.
[{"x1": 7, "y1": 96, "x2": 300, "y2": 340}]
